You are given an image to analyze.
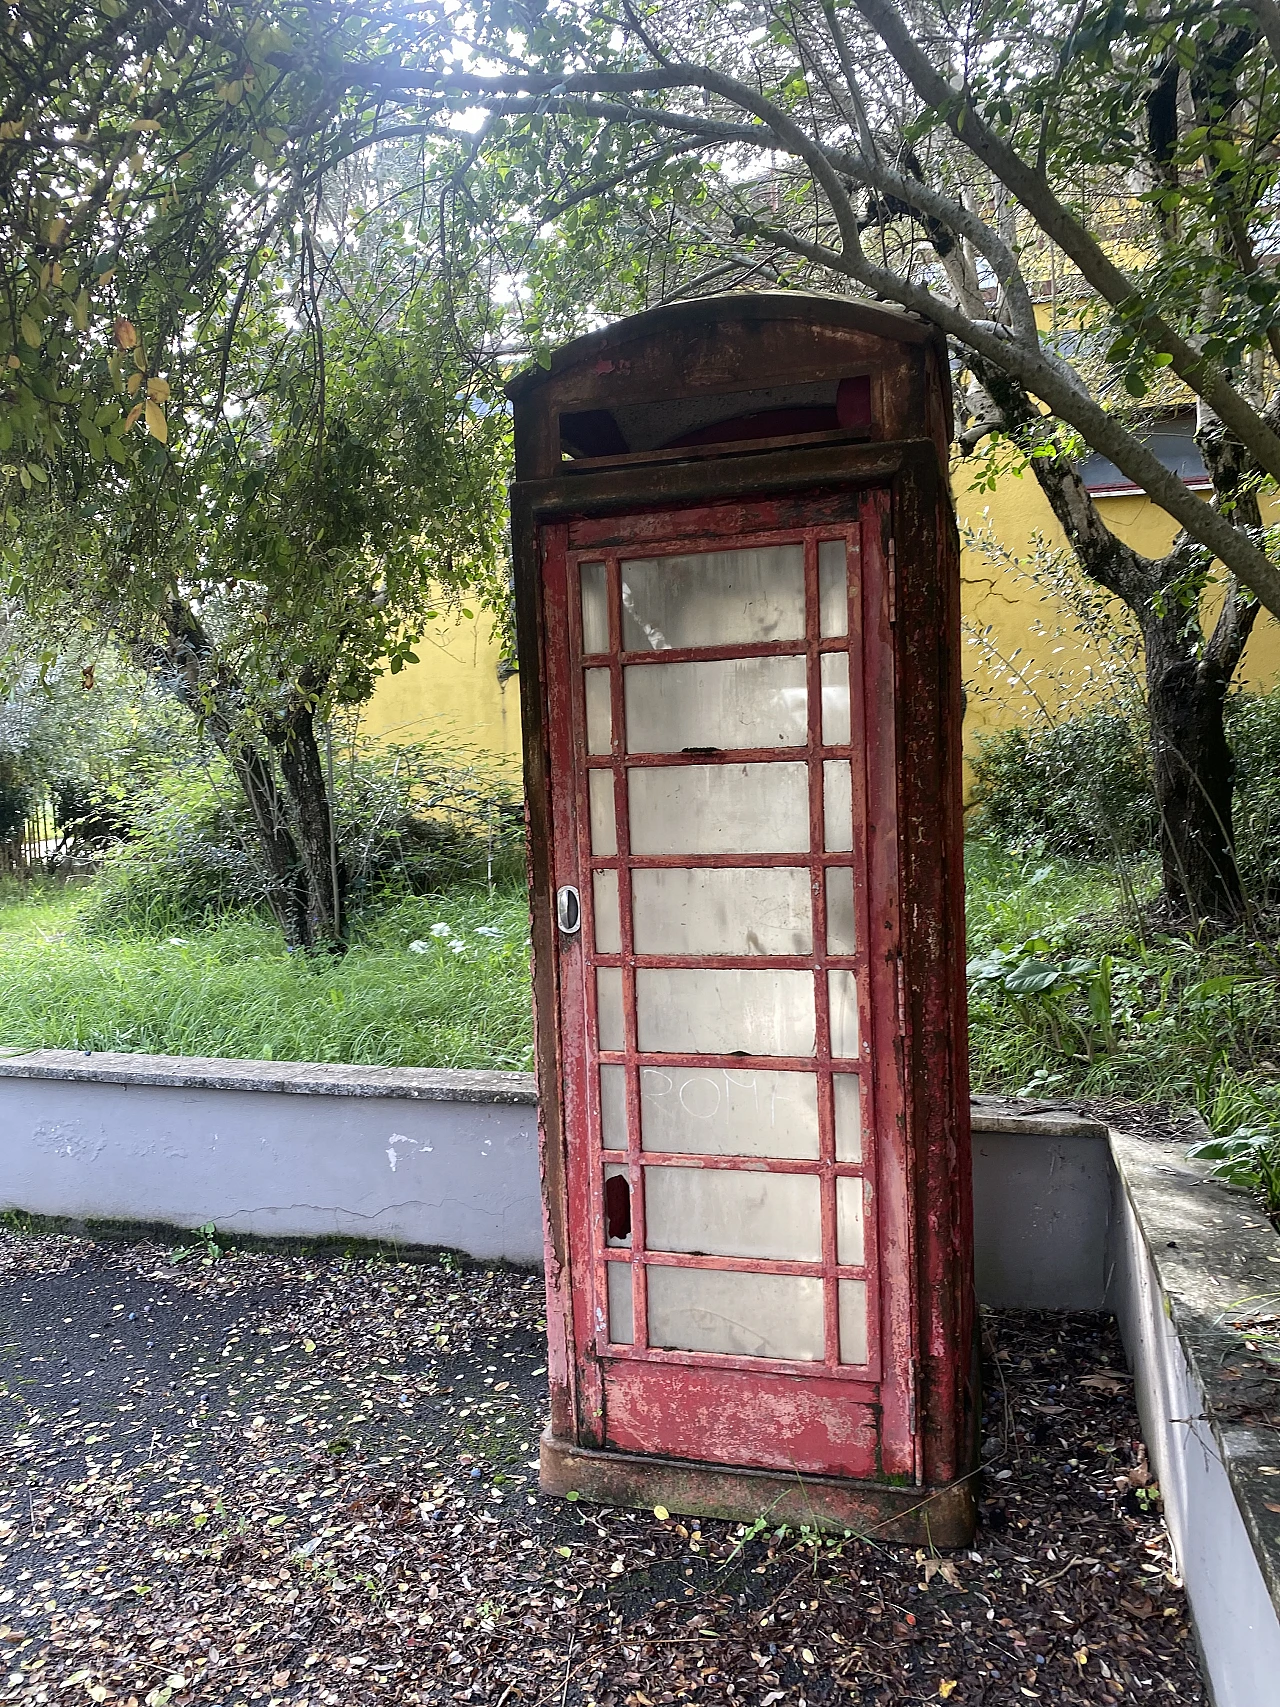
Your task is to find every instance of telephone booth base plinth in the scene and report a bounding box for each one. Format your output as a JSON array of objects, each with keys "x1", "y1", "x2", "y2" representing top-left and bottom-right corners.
[{"x1": 540, "y1": 1430, "x2": 978, "y2": 1547}]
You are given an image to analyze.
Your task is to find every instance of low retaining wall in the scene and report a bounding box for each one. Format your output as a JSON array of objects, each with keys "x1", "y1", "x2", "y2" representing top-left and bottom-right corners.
[
  {"x1": 2, "y1": 1052, "x2": 1279, "y2": 1697},
  {"x1": 0, "y1": 1050, "x2": 541, "y2": 1263}
]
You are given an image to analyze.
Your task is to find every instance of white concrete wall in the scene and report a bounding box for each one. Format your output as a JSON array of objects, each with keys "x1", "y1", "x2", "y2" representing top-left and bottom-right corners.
[{"x1": 0, "y1": 1051, "x2": 541, "y2": 1263}]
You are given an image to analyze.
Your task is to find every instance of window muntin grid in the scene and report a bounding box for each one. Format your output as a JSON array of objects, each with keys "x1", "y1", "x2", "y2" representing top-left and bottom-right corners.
[{"x1": 572, "y1": 526, "x2": 878, "y2": 1376}]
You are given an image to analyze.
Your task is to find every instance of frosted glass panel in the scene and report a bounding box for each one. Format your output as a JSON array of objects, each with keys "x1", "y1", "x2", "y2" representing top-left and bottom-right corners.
[
  {"x1": 833, "y1": 1074, "x2": 862, "y2": 1161},
  {"x1": 629, "y1": 763, "x2": 809, "y2": 856},
  {"x1": 600, "y1": 1064, "x2": 627, "y2": 1149},
  {"x1": 585, "y1": 669, "x2": 612, "y2": 755},
  {"x1": 837, "y1": 1176, "x2": 866, "y2": 1266},
  {"x1": 580, "y1": 561, "x2": 609, "y2": 654},
  {"x1": 597, "y1": 967, "x2": 625, "y2": 1051},
  {"x1": 632, "y1": 867, "x2": 811, "y2": 957},
  {"x1": 818, "y1": 540, "x2": 849, "y2": 637},
  {"x1": 645, "y1": 1167, "x2": 821, "y2": 1261},
  {"x1": 625, "y1": 655, "x2": 807, "y2": 754},
  {"x1": 637, "y1": 968, "x2": 815, "y2": 1057},
  {"x1": 639, "y1": 1067, "x2": 819, "y2": 1157},
  {"x1": 588, "y1": 769, "x2": 617, "y2": 855},
  {"x1": 592, "y1": 869, "x2": 621, "y2": 953},
  {"x1": 839, "y1": 1278, "x2": 869, "y2": 1365},
  {"x1": 825, "y1": 867, "x2": 856, "y2": 954},
  {"x1": 828, "y1": 970, "x2": 859, "y2": 1057},
  {"x1": 823, "y1": 761, "x2": 853, "y2": 853},
  {"x1": 648, "y1": 1267, "x2": 824, "y2": 1361},
  {"x1": 620, "y1": 546, "x2": 805, "y2": 651},
  {"x1": 607, "y1": 1261, "x2": 633, "y2": 1344},
  {"x1": 821, "y1": 651, "x2": 851, "y2": 745}
]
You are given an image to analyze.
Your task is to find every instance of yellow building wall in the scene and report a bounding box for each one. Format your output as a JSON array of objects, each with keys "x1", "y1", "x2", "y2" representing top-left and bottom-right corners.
[
  {"x1": 955, "y1": 467, "x2": 1280, "y2": 751},
  {"x1": 359, "y1": 607, "x2": 523, "y2": 766},
  {"x1": 362, "y1": 485, "x2": 1280, "y2": 765}
]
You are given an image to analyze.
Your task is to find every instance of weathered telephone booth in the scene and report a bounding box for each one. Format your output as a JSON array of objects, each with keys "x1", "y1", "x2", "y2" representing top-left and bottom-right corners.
[{"x1": 509, "y1": 294, "x2": 975, "y2": 1543}]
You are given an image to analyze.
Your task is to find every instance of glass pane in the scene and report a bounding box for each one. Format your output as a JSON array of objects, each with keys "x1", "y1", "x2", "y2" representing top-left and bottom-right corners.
[
  {"x1": 600, "y1": 1064, "x2": 628, "y2": 1149},
  {"x1": 823, "y1": 761, "x2": 852, "y2": 853},
  {"x1": 645, "y1": 1167, "x2": 821, "y2": 1262},
  {"x1": 839, "y1": 1278, "x2": 869, "y2": 1364},
  {"x1": 620, "y1": 545, "x2": 805, "y2": 651},
  {"x1": 821, "y1": 652, "x2": 851, "y2": 746},
  {"x1": 637, "y1": 968, "x2": 815, "y2": 1057},
  {"x1": 647, "y1": 1267, "x2": 824, "y2": 1361},
  {"x1": 597, "y1": 967, "x2": 625, "y2": 1051},
  {"x1": 640, "y1": 1067, "x2": 820, "y2": 1158},
  {"x1": 825, "y1": 867, "x2": 856, "y2": 955},
  {"x1": 607, "y1": 1261, "x2": 633, "y2": 1344},
  {"x1": 632, "y1": 867, "x2": 811, "y2": 957},
  {"x1": 818, "y1": 540, "x2": 849, "y2": 637},
  {"x1": 580, "y1": 560, "x2": 609, "y2": 654},
  {"x1": 833, "y1": 1074, "x2": 862, "y2": 1161},
  {"x1": 629, "y1": 763, "x2": 810, "y2": 856},
  {"x1": 588, "y1": 769, "x2": 617, "y2": 856},
  {"x1": 625, "y1": 655, "x2": 807, "y2": 754},
  {"x1": 828, "y1": 970, "x2": 859, "y2": 1058},
  {"x1": 593, "y1": 869, "x2": 621, "y2": 953},
  {"x1": 585, "y1": 669, "x2": 613, "y2": 755},
  {"x1": 837, "y1": 1176, "x2": 865, "y2": 1266}
]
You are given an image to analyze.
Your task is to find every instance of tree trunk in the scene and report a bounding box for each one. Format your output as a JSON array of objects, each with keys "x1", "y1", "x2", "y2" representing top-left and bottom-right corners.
[
  {"x1": 1142, "y1": 613, "x2": 1243, "y2": 923},
  {"x1": 273, "y1": 701, "x2": 346, "y2": 950},
  {"x1": 224, "y1": 740, "x2": 312, "y2": 948}
]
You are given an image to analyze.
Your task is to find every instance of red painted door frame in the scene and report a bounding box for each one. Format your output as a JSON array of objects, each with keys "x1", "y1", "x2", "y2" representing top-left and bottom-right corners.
[{"x1": 539, "y1": 486, "x2": 917, "y2": 1483}]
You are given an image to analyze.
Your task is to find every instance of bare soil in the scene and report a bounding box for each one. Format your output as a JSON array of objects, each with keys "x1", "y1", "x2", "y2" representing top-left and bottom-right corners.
[{"x1": 0, "y1": 1233, "x2": 1204, "y2": 1704}]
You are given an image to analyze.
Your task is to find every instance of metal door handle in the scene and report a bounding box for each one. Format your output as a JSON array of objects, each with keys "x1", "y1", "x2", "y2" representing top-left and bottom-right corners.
[{"x1": 556, "y1": 885, "x2": 582, "y2": 935}]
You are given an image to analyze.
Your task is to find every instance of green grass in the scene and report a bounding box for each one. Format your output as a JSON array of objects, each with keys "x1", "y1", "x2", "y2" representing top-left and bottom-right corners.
[
  {"x1": 0, "y1": 880, "x2": 533, "y2": 1070},
  {"x1": 965, "y1": 838, "x2": 1280, "y2": 1203}
]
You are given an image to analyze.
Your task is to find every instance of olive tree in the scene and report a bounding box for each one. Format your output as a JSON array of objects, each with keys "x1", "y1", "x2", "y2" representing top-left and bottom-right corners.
[{"x1": 376, "y1": 0, "x2": 1280, "y2": 921}]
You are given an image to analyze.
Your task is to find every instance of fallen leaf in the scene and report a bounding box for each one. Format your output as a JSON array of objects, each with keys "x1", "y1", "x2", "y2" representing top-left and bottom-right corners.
[
  {"x1": 939, "y1": 1684, "x2": 958, "y2": 1701},
  {"x1": 653, "y1": 1505, "x2": 669, "y2": 1521}
]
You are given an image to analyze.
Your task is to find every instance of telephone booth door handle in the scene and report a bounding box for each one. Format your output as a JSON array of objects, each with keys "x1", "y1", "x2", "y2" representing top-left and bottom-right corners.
[{"x1": 556, "y1": 885, "x2": 582, "y2": 936}]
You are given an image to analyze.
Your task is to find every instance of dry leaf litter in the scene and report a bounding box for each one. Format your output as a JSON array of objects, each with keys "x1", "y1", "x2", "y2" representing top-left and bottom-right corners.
[{"x1": 0, "y1": 1232, "x2": 1204, "y2": 1704}]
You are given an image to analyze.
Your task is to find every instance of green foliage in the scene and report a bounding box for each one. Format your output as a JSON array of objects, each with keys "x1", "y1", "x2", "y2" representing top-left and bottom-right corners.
[
  {"x1": 82, "y1": 738, "x2": 524, "y2": 935},
  {"x1": 969, "y1": 688, "x2": 1280, "y2": 908},
  {"x1": 0, "y1": 881, "x2": 533, "y2": 1072},
  {"x1": 968, "y1": 711, "x2": 1156, "y2": 860},
  {"x1": 966, "y1": 839, "x2": 1280, "y2": 1210}
]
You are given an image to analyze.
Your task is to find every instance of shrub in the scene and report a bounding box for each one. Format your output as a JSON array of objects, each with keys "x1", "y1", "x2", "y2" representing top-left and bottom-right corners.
[
  {"x1": 968, "y1": 709, "x2": 1156, "y2": 860},
  {"x1": 82, "y1": 737, "x2": 524, "y2": 935},
  {"x1": 1227, "y1": 690, "x2": 1280, "y2": 912},
  {"x1": 969, "y1": 688, "x2": 1280, "y2": 909}
]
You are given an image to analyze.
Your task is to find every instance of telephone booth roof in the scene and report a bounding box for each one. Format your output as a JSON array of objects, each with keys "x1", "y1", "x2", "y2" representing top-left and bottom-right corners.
[{"x1": 506, "y1": 292, "x2": 954, "y2": 478}]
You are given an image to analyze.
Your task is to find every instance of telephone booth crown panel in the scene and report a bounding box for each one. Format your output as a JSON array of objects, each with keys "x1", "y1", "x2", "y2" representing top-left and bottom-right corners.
[{"x1": 510, "y1": 295, "x2": 974, "y2": 1545}]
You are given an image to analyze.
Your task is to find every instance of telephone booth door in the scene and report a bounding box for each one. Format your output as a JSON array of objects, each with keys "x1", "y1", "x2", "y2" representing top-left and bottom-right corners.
[{"x1": 540, "y1": 486, "x2": 917, "y2": 1484}]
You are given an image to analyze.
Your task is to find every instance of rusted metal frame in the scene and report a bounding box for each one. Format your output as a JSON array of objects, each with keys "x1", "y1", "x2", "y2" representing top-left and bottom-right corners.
[
  {"x1": 600, "y1": 1250, "x2": 869, "y2": 1279},
  {"x1": 560, "y1": 423, "x2": 874, "y2": 478},
  {"x1": 588, "y1": 1338, "x2": 882, "y2": 1388},
  {"x1": 529, "y1": 518, "x2": 599, "y2": 1444},
  {"x1": 565, "y1": 543, "x2": 617, "y2": 1375},
  {"x1": 839, "y1": 515, "x2": 881, "y2": 1387},
  {"x1": 892, "y1": 453, "x2": 974, "y2": 1490},
  {"x1": 859, "y1": 487, "x2": 914, "y2": 1481},
  {"x1": 589, "y1": 746, "x2": 850, "y2": 770},
  {"x1": 512, "y1": 502, "x2": 579, "y2": 1439},
  {"x1": 803, "y1": 533, "x2": 842, "y2": 1372},
  {"x1": 592, "y1": 953, "x2": 857, "y2": 970},
  {"x1": 587, "y1": 852, "x2": 853, "y2": 869},
  {"x1": 581, "y1": 636, "x2": 852, "y2": 666},
  {"x1": 602, "y1": 1151, "x2": 867, "y2": 1177},
  {"x1": 597, "y1": 548, "x2": 652, "y2": 1361},
  {"x1": 528, "y1": 442, "x2": 917, "y2": 530}
]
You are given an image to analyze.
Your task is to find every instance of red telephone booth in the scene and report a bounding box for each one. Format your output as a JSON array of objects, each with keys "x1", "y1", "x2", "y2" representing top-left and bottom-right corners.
[{"x1": 510, "y1": 294, "x2": 975, "y2": 1544}]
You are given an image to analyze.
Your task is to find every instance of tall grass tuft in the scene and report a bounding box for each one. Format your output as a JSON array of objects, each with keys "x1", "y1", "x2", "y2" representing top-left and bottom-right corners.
[{"x1": 0, "y1": 881, "x2": 533, "y2": 1070}]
